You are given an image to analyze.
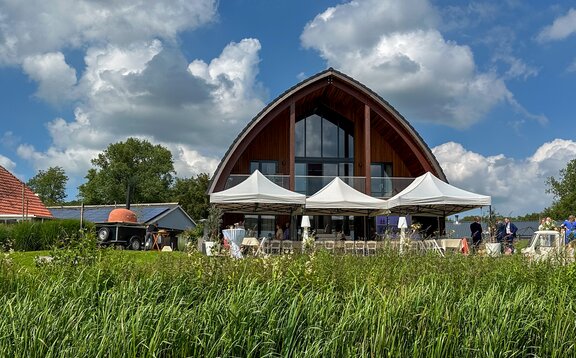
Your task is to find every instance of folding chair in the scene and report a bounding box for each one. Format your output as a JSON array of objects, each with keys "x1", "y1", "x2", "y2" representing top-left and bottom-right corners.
[
  {"x1": 355, "y1": 241, "x2": 366, "y2": 255},
  {"x1": 270, "y1": 240, "x2": 281, "y2": 254},
  {"x1": 344, "y1": 241, "x2": 355, "y2": 254},
  {"x1": 281, "y1": 240, "x2": 293, "y2": 254},
  {"x1": 366, "y1": 241, "x2": 377, "y2": 255},
  {"x1": 422, "y1": 239, "x2": 445, "y2": 257},
  {"x1": 324, "y1": 240, "x2": 335, "y2": 253},
  {"x1": 255, "y1": 237, "x2": 268, "y2": 256}
]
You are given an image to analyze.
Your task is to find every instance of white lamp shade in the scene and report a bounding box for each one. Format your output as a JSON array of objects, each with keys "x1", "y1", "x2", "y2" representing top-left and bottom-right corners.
[
  {"x1": 301, "y1": 215, "x2": 311, "y2": 228},
  {"x1": 397, "y1": 216, "x2": 408, "y2": 229}
]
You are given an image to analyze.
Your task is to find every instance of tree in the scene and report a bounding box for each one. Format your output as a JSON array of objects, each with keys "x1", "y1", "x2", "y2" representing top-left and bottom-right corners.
[
  {"x1": 170, "y1": 173, "x2": 210, "y2": 221},
  {"x1": 78, "y1": 138, "x2": 175, "y2": 205},
  {"x1": 544, "y1": 158, "x2": 576, "y2": 220},
  {"x1": 27, "y1": 166, "x2": 68, "y2": 205}
]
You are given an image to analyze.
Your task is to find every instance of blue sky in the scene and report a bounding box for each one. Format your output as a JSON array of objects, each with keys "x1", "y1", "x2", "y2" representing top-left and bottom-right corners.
[{"x1": 1, "y1": 0, "x2": 576, "y2": 217}]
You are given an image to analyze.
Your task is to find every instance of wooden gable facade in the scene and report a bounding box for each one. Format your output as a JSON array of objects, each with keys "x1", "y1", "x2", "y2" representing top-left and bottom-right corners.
[
  {"x1": 0, "y1": 166, "x2": 53, "y2": 221},
  {"x1": 209, "y1": 68, "x2": 446, "y2": 196}
]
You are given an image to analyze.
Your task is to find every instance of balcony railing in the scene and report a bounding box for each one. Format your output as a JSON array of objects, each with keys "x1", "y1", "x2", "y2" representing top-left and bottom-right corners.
[{"x1": 224, "y1": 174, "x2": 415, "y2": 198}]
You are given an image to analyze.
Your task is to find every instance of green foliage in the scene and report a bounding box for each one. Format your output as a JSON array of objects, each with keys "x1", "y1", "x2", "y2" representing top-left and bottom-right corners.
[
  {"x1": 0, "y1": 252, "x2": 575, "y2": 356},
  {"x1": 545, "y1": 159, "x2": 576, "y2": 219},
  {"x1": 26, "y1": 166, "x2": 69, "y2": 205},
  {"x1": 46, "y1": 229, "x2": 99, "y2": 267},
  {"x1": 8, "y1": 220, "x2": 93, "y2": 251},
  {"x1": 179, "y1": 223, "x2": 204, "y2": 252},
  {"x1": 78, "y1": 137, "x2": 175, "y2": 205},
  {"x1": 0, "y1": 225, "x2": 12, "y2": 252},
  {"x1": 170, "y1": 173, "x2": 210, "y2": 221},
  {"x1": 205, "y1": 205, "x2": 223, "y2": 242},
  {"x1": 515, "y1": 212, "x2": 542, "y2": 221}
]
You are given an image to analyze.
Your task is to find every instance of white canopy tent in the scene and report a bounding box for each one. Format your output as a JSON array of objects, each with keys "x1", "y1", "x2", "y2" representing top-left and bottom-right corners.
[
  {"x1": 385, "y1": 172, "x2": 491, "y2": 216},
  {"x1": 210, "y1": 170, "x2": 306, "y2": 215},
  {"x1": 305, "y1": 177, "x2": 388, "y2": 216}
]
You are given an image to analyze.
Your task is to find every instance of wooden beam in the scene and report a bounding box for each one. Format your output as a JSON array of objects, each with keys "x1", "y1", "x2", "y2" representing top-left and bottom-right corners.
[
  {"x1": 289, "y1": 102, "x2": 295, "y2": 191},
  {"x1": 364, "y1": 104, "x2": 371, "y2": 195}
]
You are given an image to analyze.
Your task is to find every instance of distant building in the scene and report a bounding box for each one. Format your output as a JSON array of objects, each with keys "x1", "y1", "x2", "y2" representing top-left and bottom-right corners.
[
  {"x1": 48, "y1": 203, "x2": 196, "y2": 231},
  {"x1": 0, "y1": 165, "x2": 53, "y2": 223}
]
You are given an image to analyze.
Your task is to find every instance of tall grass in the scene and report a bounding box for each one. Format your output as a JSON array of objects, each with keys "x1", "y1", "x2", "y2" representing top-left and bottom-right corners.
[{"x1": 0, "y1": 250, "x2": 574, "y2": 357}]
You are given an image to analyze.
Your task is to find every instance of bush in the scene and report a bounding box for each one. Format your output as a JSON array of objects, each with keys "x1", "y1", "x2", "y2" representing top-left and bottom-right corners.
[
  {"x1": 9, "y1": 220, "x2": 94, "y2": 251},
  {"x1": 0, "y1": 225, "x2": 12, "y2": 252}
]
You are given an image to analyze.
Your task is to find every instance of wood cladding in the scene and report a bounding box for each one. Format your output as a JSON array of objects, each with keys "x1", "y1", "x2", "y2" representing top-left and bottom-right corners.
[{"x1": 210, "y1": 69, "x2": 444, "y2": 194}]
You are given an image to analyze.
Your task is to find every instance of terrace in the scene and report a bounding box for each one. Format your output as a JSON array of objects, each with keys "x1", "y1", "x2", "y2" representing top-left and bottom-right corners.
[{"x1": 224, "y1": 174, "x2": 416, "y2": 198}]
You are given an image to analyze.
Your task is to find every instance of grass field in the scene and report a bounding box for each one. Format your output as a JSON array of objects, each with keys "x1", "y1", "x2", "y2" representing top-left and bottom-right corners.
[{"x1": 1, "y1": 248, "x2": 575, "y2": 357}]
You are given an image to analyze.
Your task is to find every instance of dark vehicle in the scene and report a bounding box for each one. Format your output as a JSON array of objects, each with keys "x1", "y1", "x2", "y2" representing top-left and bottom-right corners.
[
  {"x1": 96, "y1": 222, "x2": 147, "y2": 250},
  {"x1": 95, "y1": 208, "x2": 181, "y2": 250}
]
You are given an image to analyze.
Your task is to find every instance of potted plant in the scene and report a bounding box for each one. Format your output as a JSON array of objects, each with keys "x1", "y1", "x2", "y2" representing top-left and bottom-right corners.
[
  {"x1": 203, "y1": 205, "x2": 223, "y2": 256},
  {"x1": 485, "y1": 217, "x2": 502, "y2": 257}
]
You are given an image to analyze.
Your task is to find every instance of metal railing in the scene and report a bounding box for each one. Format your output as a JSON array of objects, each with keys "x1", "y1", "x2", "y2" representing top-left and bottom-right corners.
[{"x1": 224, "y1": 174, "x2": 414, "y2": 198}]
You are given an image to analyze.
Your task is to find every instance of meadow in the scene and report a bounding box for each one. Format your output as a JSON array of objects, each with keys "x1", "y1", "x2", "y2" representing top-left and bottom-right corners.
[{"x1": 1, "y1": 248, "x2": 575, "y2": 357}]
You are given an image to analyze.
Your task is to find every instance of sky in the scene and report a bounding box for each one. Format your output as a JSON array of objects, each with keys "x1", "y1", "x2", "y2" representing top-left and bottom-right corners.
[{"x1": 1, "y1": 0, "x2": 575, "y2": 217}]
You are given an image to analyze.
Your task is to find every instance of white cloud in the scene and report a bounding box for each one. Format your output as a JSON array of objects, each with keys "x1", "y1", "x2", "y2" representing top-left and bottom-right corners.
[
  {"x1": 537, "y1": 8, "x2": 576, "y2": 43},
  {"x1": 0, "y1": 0, "x2": 217, "y2": 65},
  {"x1": 568, "y1": 59, "x2": 576, "y2": 73},
  {"x1": 433, "y1": 139, "x2": 576, "y2": 216},
  {"x1": 0, "y1": 154, "x2": 16, "y2": 172},
  {"x1": 300, "y1": 0, "x2": 539, "y2": 128},
  {"x1": 22, "y1": 52, "x2": 77, "y2": 105},
  {"x1": 2, "y1": 0, "x2": 266, "y2": 199},
  {"x1": 17, "y1": 39, "x2": 266, "y2": 190}
]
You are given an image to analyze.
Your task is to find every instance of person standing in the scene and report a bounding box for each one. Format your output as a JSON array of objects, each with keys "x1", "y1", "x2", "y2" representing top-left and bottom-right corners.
[
  {"x1": 283, "y1": 222, "x2": 290, "y2": 241},
  {"x1": 538, "y1": 218, "x2": 546, "y2": 231},
  {"x1": 503, "y1": 217, "x2": 518, "y2": 253},
  {"x1": 145, "y1": 222, "x2": 158, "y2": 250},
  {"x1": 561, "y1": 215, "x2": 576, "y2": 244},
  {"x1": 495, "y1": 218, "x2": 506, "y2": 243},
  {"x1": 275, "y1": 224, "x2": 283, "y2": 240},
  {"x1": 470, "y1": 216, "x2": 483, "y2": 252}
]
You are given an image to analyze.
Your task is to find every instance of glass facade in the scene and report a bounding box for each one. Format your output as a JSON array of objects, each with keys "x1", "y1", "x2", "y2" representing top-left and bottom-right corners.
[
  {"x1": 370, "y1": 162, "x2": 393, "y2": 197},
  {"x1": 295, "y1": 112, "x2": 354, "y2": 196},
  {"x1": 250, "y1": 160, "x2": 278, "y2": 175}
]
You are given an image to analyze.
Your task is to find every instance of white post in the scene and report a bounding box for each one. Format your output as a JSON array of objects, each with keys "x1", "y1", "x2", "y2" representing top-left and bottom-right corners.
[{"x1": 398, "y1": 216, "x2": 408, "y2": 254}]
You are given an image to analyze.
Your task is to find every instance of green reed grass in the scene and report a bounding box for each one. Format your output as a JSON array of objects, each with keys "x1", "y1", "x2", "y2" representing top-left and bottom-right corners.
[{"x1": 0, "y1": 249, "x2": 575, "y2": 357}]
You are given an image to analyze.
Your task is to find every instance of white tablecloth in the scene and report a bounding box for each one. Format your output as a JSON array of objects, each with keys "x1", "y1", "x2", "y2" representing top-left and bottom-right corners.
[{"x1": 222, "y1": 228, "x2": 245, "y2": 258}]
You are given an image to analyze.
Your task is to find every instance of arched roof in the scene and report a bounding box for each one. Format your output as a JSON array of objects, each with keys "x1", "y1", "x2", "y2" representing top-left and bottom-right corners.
[{"x1": 209, "y1": 68, "x2": 446, "y2": 194}]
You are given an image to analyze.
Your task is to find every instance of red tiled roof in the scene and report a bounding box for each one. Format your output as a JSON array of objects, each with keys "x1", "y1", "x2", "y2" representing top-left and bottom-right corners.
[{"x1": 0, "y1": 166, "x2": 53, "y2": 218}]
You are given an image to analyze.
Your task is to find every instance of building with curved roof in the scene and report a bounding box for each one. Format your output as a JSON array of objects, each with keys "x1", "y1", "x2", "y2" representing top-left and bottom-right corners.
[{"x1": 209, "y1": 68, "x2": 447, "y2": 238}]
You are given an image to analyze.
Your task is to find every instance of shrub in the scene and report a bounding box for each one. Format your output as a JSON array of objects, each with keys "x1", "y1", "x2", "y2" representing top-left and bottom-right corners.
[{"x1": 10, "y1": 220, "x2": 94, "y2": 251}]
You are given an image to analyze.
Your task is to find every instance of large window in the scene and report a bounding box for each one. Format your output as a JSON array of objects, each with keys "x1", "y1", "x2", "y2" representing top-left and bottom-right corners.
[
  {"x1": 250, "y1": 160, "x2": 278, "y2": 175},
  {"x1": 295, "y1": 110, "x2": 354, "y2": 195},
  {"x1": 371, "y1": 162, "x2": 392, "y2": 197}
]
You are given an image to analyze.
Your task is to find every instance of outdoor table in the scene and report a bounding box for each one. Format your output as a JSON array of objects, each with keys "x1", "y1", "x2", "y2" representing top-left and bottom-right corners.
[
  {"x1": 241, "y1": 237, "x2": 260, "y2": 256},
  {"x1": 222, "y1": 228, "x2": 245, "y2": 258}
]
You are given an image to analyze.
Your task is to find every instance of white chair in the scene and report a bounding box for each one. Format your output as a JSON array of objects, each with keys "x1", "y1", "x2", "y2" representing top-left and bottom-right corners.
[
  {"x1": 281, "y1": 240, "x2": 293, "y2": 254},
  {"x1": 255, "y1": 237, "x2": 268, "y2": 256},
  {"x1": 355, "y1": 241, "x2": 365, "y2": 255},
  {"x1": 270, "y1": 240, "x2": 281, "y2": 254},
  {"x1": 324, "y1": 240, "x2": 335, "y2": 253},
  {"x1": 344, "y1": 241, "x2": 355, "y2": 254},
  {"x1": 422, "y1": 239, "x2": 444, "y2": 257},
  {"x1": 366, "y1": 241, "x2": 377, "y2": 255}
]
